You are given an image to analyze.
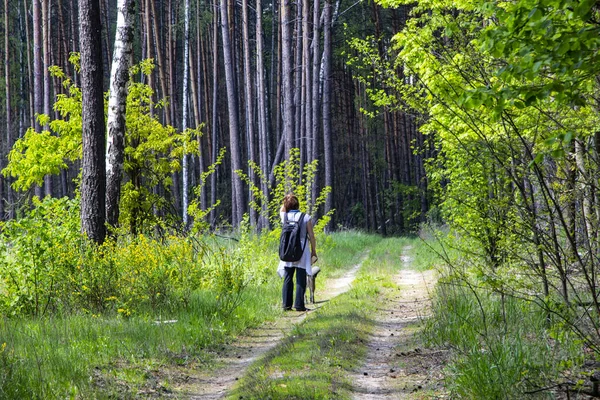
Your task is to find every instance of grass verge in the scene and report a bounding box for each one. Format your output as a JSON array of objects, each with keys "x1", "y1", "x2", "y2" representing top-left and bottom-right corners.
[{"x1": 423, "y1": 230, "x2": 585, "y2": 399}]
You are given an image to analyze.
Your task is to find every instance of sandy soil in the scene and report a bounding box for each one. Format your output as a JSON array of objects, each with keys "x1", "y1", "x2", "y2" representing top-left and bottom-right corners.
[{"x1": 350, "y1": 247, "x2": 446, "y2": 399}]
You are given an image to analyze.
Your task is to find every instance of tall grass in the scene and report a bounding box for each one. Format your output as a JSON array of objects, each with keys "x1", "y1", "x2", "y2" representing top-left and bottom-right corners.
[
  {"x1": 426, "y1": 278, "x2": 584, "y2": 399},
  {"x1": 0, "y1": 282, "x2": 282, "y2": 398}
]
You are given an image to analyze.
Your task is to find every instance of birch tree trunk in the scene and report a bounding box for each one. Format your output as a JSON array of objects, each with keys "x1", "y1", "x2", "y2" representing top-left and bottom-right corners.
[
  {"x1": 220, "y1": 0, "x2": 245, "y2": 226},
  {"x1": 79, "y1": 0, "x2": 106, "y2": 244},
  {"x1": 106, "y1": 0, "x2": 135, "y2": 228}
]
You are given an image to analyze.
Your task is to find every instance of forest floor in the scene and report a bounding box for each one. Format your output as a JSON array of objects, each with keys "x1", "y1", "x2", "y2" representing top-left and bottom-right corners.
[{"x1": 170, "y1": 249, "x2": 444, "y2": 399}]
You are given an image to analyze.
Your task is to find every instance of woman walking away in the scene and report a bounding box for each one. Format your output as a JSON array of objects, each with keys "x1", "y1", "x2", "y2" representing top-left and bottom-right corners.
[{"x1": 278, "y1": 193, "x2": 317, "y2": 311}]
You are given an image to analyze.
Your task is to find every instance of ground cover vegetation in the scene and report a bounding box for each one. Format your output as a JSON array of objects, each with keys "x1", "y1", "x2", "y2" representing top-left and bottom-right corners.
[
  {"x1": 230, "y1": 237, "x2": 413, "y2": 399},
  {"x1": 347, "y1": 0, "x2": 600, "y2": 396},
  {"x1": 0, "y1": 219, "x2": 378, "y2": 398}
]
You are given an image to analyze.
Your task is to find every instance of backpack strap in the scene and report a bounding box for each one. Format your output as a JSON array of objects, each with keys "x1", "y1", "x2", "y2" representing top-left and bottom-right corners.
[{"x1": 298, "y1": 212, "x2": 308, "y2": 254}]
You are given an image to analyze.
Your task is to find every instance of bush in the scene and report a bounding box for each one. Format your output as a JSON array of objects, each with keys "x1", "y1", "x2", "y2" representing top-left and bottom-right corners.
[{"x1": 0, "y1": 197, "x2": 262, "y2": 317}]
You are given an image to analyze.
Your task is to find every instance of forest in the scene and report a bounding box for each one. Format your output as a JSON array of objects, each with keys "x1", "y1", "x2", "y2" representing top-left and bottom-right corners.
[
  {"x1": 2, "y1": 0, "x2": 600, "y2": 398},
  {"x1": 0, "y1": 0, "x2": 427, "y2": 235}
]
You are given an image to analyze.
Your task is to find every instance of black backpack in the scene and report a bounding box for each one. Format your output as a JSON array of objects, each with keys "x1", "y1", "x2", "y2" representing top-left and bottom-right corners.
[{"x1": 279, "y1": 212, "x2": 307, "y2": 262}]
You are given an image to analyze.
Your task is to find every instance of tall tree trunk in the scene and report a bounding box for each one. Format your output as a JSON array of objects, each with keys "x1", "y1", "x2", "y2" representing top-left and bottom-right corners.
[
  {"x1": 167, "y1": 0, "x2": 176, "y2": 126},
  {"x1": 322, "y1": 0, "x2": 333, "y2": 226},
  {"x1": 23, "y1": 0, "x2": 35, "y2": 130},
  {"x1": 242, "y1": 0, "x2": 256, "y2": 226},
  {"x1": 33, "y1": 0, "x2": 43, "y2": 198},
  {"x1": 281, "y1": 0, "x2": 293, "y2": 158},
  {"x1": 100, "y1": 0, "x2": 111, "y2": 77},
  {"x1": 190, "y1": 4, "x2": 205, "y2": 212},
  {"x1": 220, "y1": 0, "x2": 244, "y2": 226},
  {"x1": 272, "y1": 0, "x2": 279, "y2": 162},
  {"x1": 143, "y1": 0, "x2": 153, "y2": 112},
  {"x1": 79, "y1": 0, "x2": 106, "y2": 244},
  {"x1": 200, "y1": 5, "x2": 211, "y2": 212},
  {"x1": 150, "y1": 0, "x2": 171, "y2": 125},
  {"x1": 310, "y1": 0, "x2": 320, "y2": 207},
  {"x1": 42, "y1": 0, "x2": 53, "y2": 196},
  {"x1": 293, "y1": 8, "x2": 302, "y2": 162},
  {"x1": 106, "y1": 0, "x2": 135, "y2": 229},
  {"x1": 210, "y1": 7, "x2": 219, "y2": 228},
  {"x1": 256, "y1": 0, "x2": 270, "y2": 229},
  {"x1": 168, "y1": 0, "x2": 181, "y2": 216},
  {"x1": 302, "y1": 0, "x2": 311, "y2": 164},
  {"x1": 2, "y1": 0, "x2": 10, "y2": 220},
  {"x1": 182, "y1": 0, "x2": 190, "y2": 226}
]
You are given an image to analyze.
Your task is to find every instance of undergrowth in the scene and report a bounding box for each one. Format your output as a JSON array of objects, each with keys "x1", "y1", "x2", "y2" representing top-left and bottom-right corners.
[
  {"x1": 0, "y1": 213, "x2": 377, "y2": 398},
  {"x1": 424, "y1": 235, "x2": 586, "y2": 399}
]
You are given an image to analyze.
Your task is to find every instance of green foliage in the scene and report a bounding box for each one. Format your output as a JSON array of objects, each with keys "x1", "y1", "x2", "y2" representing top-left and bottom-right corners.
[
  {"x1": 0, "y1": 197, "x2": 267, "y2": 318},
  {"x1": 346, "y1": 0, "x2": 600, "y2": 393},
  {"x1": 3, "y1": 59, "x2": 199, "y2": 232},
  {"x1": 120, "y1": 66, "x2": 200, "y2": 233},
  {"x1": 237, "y1": 148, "x2": 334, "y2": 233},
  {"x1": 4, "y1": 66, "x2": 82, "y2": 190},
  {"x1": 0, "y1": 227, "x2": 379, "y2": 399},
  {"x1": 188, "y1": 147, "x2": 227, "y2": 233},
  {"x1": 0, "y1": 197, "x2": 80, "y2": 316}
]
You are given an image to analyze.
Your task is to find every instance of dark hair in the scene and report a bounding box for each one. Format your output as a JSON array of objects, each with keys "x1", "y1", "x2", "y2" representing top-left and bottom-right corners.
[{"x1": 283, "y1": 193, "x2": 299, "y2": 212}]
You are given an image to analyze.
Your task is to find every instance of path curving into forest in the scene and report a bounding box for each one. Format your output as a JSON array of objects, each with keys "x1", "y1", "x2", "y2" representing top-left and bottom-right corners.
[
  {"x1": 350, "y1": 247, "x2": 445, "y2": 399},
  {"x1": 183, "y1": 257, "x2": 367, "y2": 399}
]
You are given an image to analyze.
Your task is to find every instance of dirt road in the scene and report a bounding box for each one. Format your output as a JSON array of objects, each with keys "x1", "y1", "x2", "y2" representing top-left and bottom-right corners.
[{"x1": 350, "y1": 248, "x2": 444, "y2": 399}]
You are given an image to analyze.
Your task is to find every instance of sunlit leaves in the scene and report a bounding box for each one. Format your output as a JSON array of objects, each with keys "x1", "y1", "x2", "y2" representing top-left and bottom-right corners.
[{"x1": 3, "y1": 60, "x2": 200, "y2": 232}]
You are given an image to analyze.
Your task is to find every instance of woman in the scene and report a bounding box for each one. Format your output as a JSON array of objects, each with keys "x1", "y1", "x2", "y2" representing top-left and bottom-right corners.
[{"x1": 278, "y1": 193, "x2": 317, "y2": 311}]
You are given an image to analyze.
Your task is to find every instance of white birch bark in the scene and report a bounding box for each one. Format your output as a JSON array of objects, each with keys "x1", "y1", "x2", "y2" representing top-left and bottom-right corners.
[{"x1": 106, "y1": 0, "x2": 135, "y2": 228}]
